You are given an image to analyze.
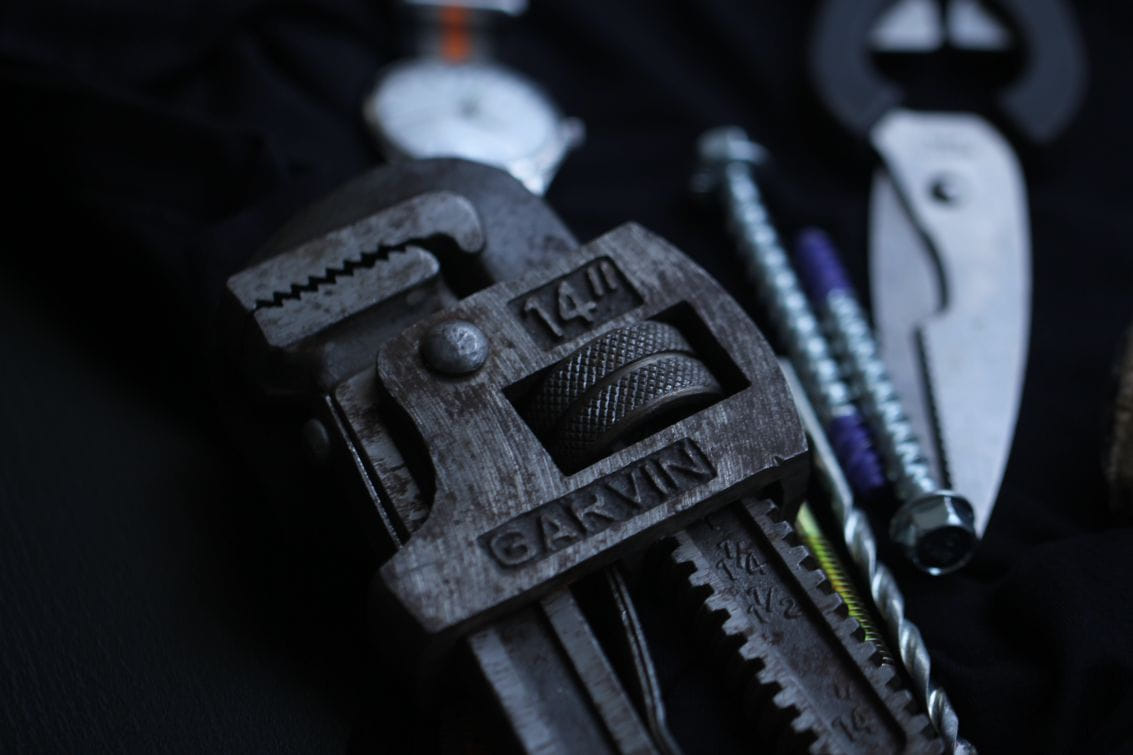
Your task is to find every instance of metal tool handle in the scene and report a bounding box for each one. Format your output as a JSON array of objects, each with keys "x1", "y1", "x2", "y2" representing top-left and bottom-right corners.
[
  {"x1": 810, "y1": 0, "x2": 1087, "y2": 144},
  {"x1": 989, "y1": 0, "x2": 1087, "y2": 144},
  {"x1": 810, "y1": 0, "x2": 902, "y2": 140}
]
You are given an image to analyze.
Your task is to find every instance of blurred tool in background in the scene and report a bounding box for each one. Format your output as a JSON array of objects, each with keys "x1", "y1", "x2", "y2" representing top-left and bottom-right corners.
[{"x1": 810, "y1": 0, "x2": 1087, "y2": 549}]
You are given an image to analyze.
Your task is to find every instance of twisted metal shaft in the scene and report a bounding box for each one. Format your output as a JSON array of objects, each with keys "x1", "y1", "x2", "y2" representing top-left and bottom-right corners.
[
  {"x1": 790, "y1": 364, "x2": 974, "y2": 755},
  {"x1": 856, "y1": 546, "x2": 951, "y2": 744},
  {"x1": 794, "y1": 503, "x2": 896, "y2": 666}
]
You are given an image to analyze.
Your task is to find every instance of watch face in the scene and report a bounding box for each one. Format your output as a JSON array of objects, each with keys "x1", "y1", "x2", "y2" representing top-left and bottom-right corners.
[{"x1": 364, "y1": 60, "x2": 560, "y2": 167}]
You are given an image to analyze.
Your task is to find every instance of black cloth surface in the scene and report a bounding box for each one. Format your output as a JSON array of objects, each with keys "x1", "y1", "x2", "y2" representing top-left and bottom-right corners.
[{"x1": 2, "y1": 1, "x2": 1132, "y2": 752}]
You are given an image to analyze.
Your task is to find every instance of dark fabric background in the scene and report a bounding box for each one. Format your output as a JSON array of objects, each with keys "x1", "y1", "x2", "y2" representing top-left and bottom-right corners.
[{"x1": 2, "y1": 1, "x2": 1131, "y2": 752}]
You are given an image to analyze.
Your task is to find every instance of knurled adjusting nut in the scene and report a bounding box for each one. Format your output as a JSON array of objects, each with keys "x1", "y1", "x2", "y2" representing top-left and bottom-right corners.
[{"x1": 526, "y1": 321, "x2": 722, "y2": 469}]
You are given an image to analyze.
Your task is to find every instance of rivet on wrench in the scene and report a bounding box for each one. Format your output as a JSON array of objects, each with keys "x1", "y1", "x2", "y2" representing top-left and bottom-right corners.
[{"x1": 420, "y1": 319, "x2": 490, "y2": 376}]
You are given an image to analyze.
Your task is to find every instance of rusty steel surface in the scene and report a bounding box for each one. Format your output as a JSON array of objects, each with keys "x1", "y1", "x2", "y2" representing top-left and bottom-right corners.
[
  {"x1": 258, "y1": 157, "x2": 579, "y2": 282},
  {"x1": 657, "y1": 498, "x2": 940, "y2": 753},
  {"x1": 225, "y1": 190, "x2": 480, "y2": 398},
  {"x1": 373, "y1": 223, "x2": 808, "y2": 642},
  {"x1": 224, "y1": 159, "x2": 942, "y2": 753}
]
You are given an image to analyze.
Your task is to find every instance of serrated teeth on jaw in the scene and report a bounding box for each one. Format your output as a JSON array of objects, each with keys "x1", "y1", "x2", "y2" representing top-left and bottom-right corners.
[
  {"x1": 255, "y1": 245, "x2": 409, "y2": 309},
  {"x1": 653, "y1": 503, "x2": 943, "y2": 752}
]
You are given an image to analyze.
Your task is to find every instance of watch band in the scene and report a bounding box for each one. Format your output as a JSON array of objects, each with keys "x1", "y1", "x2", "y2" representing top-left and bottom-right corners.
[{"x1": 403, "y1": 0, "x2": 527, "y2": 61}]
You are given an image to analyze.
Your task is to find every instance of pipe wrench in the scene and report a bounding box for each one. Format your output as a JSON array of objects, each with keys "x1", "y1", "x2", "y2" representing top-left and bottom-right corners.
[
  {"x1": 810, "y1": 0, "x2": 1086, "y2": 536},
  {"x1": 223, "y1": 158, "x2": 943, "y2": 752}
]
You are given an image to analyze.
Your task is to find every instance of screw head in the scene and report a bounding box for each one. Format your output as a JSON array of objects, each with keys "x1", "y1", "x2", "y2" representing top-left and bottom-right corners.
[
  {"x1": 890, "y1": 491, "x2": 977, "y2": 575},
  {"x1": 420, "y1": 320, "x2": 490, "y2": 376},
  {"x1": 697, "y1": 126, "x2": 768, "y2": 166},
  {"x1": 692, "y1": 126, "x2": 769, "y2": 196}
]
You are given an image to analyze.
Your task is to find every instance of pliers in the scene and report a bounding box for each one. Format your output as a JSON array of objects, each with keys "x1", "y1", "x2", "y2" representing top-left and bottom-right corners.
[{"x1": 808, "y1": 0, "x2": 1086, "y2": 538}]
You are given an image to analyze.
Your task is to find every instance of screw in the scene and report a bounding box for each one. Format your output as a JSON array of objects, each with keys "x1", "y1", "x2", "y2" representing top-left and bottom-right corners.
[
  {"x1": 794, "y1": 228, "x2": 976, "y2": 576},
  {"x1": 420, "y1": 319, "x2": 490, "y2": 376},
  {"x1": 694, "y1": 126, "x2": 886, "y2": 499}
]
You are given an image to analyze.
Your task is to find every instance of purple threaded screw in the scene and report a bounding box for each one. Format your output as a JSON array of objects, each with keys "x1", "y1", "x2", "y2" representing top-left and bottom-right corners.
[{"x1": 794, "y1": 228, "x2": 977, "y2": 576}]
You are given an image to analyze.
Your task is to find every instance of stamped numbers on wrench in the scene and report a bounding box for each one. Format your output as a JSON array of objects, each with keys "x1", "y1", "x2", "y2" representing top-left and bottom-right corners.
[{"x1": 512, "y1": 257, "x2": 642, "y2": 348}]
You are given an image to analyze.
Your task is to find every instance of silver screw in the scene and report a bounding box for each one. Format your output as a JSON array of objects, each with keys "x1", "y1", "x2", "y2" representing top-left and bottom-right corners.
[
  {"x1": 420, "y1": 320, "x2": 490, "y2": 376},
  {"x1": 692, "y1": 128, "x2": 862, "y2": 434},
  {"x1": 695, "y1": 126, "x2": 976, "y2": 577}
]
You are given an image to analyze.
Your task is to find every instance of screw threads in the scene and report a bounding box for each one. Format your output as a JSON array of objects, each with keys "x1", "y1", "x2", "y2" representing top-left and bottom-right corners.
[
  {"x1": 795, "y1": 503, "x2": 896, "y2": 666},
  {"x1": 724, "y1": 168, "x2": 847, "y2": 422},
  {"x1": 825, "y1": 291, "x2": 937, "y2": 502},
  {"x1": 719, "y1": 166, "x2": 886, "y2": 497}
]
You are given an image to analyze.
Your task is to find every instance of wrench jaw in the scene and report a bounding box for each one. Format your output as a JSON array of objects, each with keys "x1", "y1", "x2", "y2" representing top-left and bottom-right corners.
[
  {"x1": 224, "y1": 191, "x2": 486, "y2": 400},
  {"x1": 655, "y1": 498, "x2": 942, "y2": 754},
  {"x1": 221, "y1": 158, "x2": 583, "y2": 403}
]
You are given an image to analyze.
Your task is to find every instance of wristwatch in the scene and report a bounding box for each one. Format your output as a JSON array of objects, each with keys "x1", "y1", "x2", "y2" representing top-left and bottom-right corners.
[{"x1": 362, "y1": 0, "x2": 583, "y2": 195}]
